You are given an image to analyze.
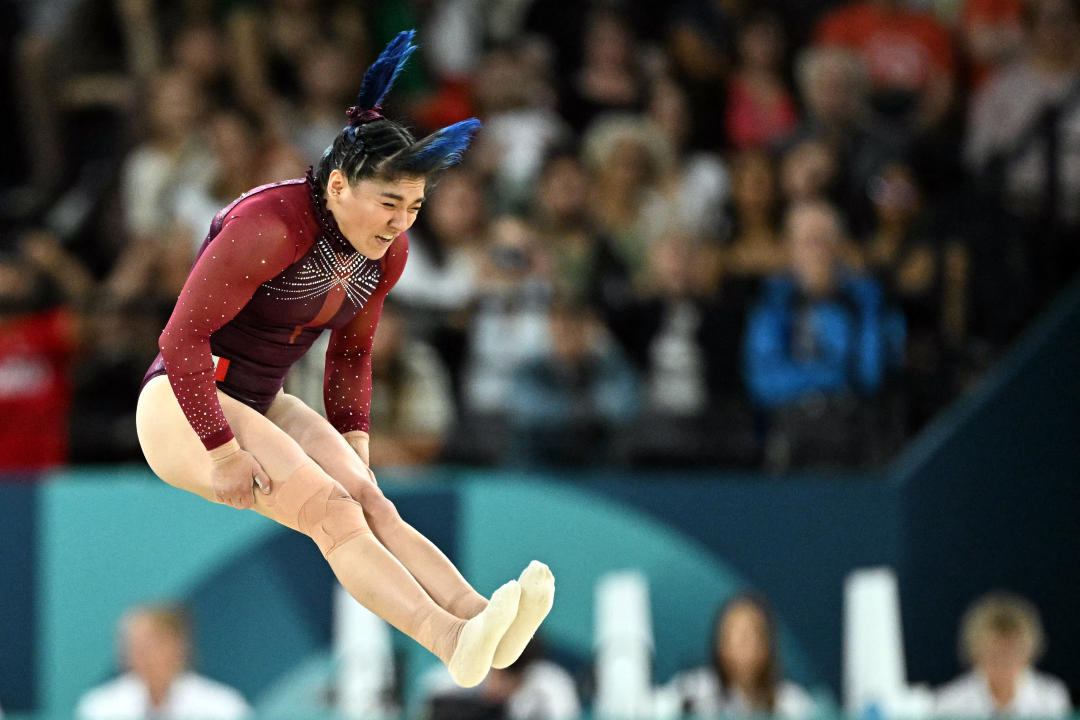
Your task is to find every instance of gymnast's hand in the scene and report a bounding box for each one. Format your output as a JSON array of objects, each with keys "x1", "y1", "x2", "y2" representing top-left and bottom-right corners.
[{"x1": 209, "y1": 440, "x2": 272, "y2": 509}]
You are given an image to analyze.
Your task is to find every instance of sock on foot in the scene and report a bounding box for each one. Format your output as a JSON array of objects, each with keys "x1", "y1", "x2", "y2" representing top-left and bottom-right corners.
[
  {"x1": 447, "y1": 580, "x2": 521, "y2": 687},
  {"x1": 492, "y1": 560, "x2": 555, "y2": 669}
]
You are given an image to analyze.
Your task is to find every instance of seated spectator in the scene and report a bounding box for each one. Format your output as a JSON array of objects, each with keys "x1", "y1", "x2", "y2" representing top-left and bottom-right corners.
[
  {"x1": 961, "y1": 0, "x2": 1025, "y2": 86},
  {"x1": 527, "y1": 148, "x2": 606, "y2": 304},
  {"x1": 647, "y1": 77, "x2": 730, "y2": 239},
  {"x1": 466, "y1": 43, "x2": 569, "y2": 212},
  {"x1": 391, "y1": 167, "x2": 491, "y2": 395},
  {"x1": 506, "y1": 298, "x2": 638, "y2": 466},
  {"x1": 934, "y1": 592, "x2": 1071, "y2": 717},
  {"x1": 788, "y1": 46, "x2": 901, "y2": 236},
  {"x1": 964, "y1": 0, "x2": 1080, "y2": 314},
  {"x1": 0, "y1": 244, "x2": 79, "y2": 471},
  {"x1": 368, "y1": 302, "x2": 455, "y2": 467},
  {"x1": 600, "y1": 231, "x2": 754, "y2": 466},
  {"x1": 744, "y1": 201, "x2": 903, "y2": 470},
  {"x1": 75, "y1": 604, "x2": 250, "y2": 720},
  {"x1": 558, "y1": 8, "x2": 646, "y2": 135},
  {"x1": 723, "y1": 150, "x2": 787, "y2": 286},
  {"x1": 861, "y1": 163, "x2": 969, "y2": 429},
  {"x1": 814, "y1": 0, "x2": 955, "y2": 136},
  {"x1": 424, "y1": 638, "x2": 580, "y2": 720},
  {"x1": 105, "y1": 68, "x2": 214, "y2": 305},
  {"x1": 455, "y1": 216, "x2": 552, "y2": 461},
  {"x1": 660, "y1": 592, "x2": 814, "y2": 719},
  {"x1": 725, "y1": 11, "x2": 799, "y2": 151},
  {"x1": 582, "y1": 115, "x2": 676, "y2": 289},
  {"x1": 779, "y1": 139, "x2": 840, "y2": 206}
]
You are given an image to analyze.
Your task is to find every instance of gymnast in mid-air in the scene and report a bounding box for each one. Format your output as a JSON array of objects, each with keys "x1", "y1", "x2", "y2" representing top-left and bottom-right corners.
[{"x1": 135, "y1": 31, "x2": 553, "y2": 688}]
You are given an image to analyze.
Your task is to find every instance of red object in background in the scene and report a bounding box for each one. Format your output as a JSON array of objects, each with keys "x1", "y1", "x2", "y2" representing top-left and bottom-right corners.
[
  {"x1": 815, "y1": 1, "x2": 955, "y2": 92},
  {"x1": 725, "y1": 75, "x2": 799, "y2": 150},
  {"x1": 962, "y1": 0, "x2": 1023, "y2": 86},
  {"x1": 0, "y1": 308, "x2": 75, "y2": 472},
  {"x1": 412, "y1": 78, "x2": 477, "y2": 133}
]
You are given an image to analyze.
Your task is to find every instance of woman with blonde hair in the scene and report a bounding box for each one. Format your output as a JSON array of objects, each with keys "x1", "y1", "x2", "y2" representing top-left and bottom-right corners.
[{"x1": 933, "y1": 592, "x2": 1070, "y2": 717}]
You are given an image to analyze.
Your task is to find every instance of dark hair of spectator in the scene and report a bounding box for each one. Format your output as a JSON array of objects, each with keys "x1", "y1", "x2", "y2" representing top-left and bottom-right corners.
[{"x1": 711, "y1": 591, "x2": 781, "y2": 712}]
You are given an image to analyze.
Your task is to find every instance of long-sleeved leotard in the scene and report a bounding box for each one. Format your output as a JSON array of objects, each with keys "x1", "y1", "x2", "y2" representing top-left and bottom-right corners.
[{"x1": 141, "y1": 169, "x2": 408, "y2": 451}]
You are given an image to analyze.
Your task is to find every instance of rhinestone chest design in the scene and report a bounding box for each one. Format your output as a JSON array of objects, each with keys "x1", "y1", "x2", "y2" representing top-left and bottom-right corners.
[{"x1": 264, "y1": 233, "x2": 381, "y2": 310}]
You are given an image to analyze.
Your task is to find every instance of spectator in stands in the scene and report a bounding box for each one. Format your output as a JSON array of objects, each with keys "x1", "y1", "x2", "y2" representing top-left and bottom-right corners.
[
  {"x1": 965, "y1": 0, "x2": 1080, "y2": 310},
  {"x1": 601, "y1": 231, "x2": 752, "y2": 466},
  {"x1": 662, "y1": 5, "x2": 730, "y2": 154},
  {"x1": 456, "y1": 216, "x2": 551, "y2": 461},
  {"x1": 391, "y1": 167, "x2": 490, "y2": 393},
  {"x1": 527, "y1": 148, "x2": 606, "y2": 304},
  {"x1": 466, "y1": 43, "x2": 569, "y2": 212},
  {"x1": 961, "y1": 0, "x2": 1025, "y2": 86},
  {"x1": 861, "y1": 163, "x2": 969, "y2": 428},
  {"x1": 506, "y1": 297, "x2": 638, "y2": 466},
  {"x1": 647, "y1": 77, "x2": 730, "y2": 239},
  {"x1": 582, "y1": 115, "x2": 676, "y2": 289},
  {"x1": 660, "y1": 592, "x2": 814, "y2": 718},
  {"x1": 0, "y1": 235, "x2": 86, "y2": 471},
  {"x1": 105, "y1": 68, "x2": 214, "y2": 304},
  {"x1": 289, "y1": 43, "x2": 358, "y2": 163},
  {"x1": 558, "y1": 8, "x2": 646, "y2": 134},
  {"x1": 75, "y1": 604, "x2": 250, "y2": 720},
  {"x1": 725, "y1": 11, "x2": 799, "y2": 151},
  {"x1": 367, "y1": 302, "x2": 455, "y2": 467},
  {"x1": 934, "y1": 592, "x2": 1071, "y2": 717},
  {"x1": 724, "y1": 150, "x2": 786, "y2": 285},
  {"x1": 779, "y1": 138, "x2": 840, "y2": 205},
  {"x1": 744, "y1": 201, "x2": 901, "y2": 470},
  {"x1": 789, "y1": 46, "x2": 900, "y2": 235},
  {"x1": 815, "y1": 0, "x2": 956, "y2": 136}
]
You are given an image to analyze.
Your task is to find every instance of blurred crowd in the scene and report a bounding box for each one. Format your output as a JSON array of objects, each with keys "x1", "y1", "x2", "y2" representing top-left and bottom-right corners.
[
  {"x1": 66, "y1": 591, "x2": 1072, "y2": 719},
  {"x1": 2, "y1": 0, "x2": 1079, "y2": 472}
]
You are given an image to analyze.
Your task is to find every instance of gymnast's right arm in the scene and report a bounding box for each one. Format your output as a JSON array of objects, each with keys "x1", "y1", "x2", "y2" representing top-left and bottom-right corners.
[{"x1": 157, "y1": 207, "x2": 297, "y2": 505}]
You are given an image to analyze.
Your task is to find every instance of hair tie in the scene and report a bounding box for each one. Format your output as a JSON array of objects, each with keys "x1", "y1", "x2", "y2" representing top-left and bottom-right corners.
[{"x1": 346, "y1": 106, "x2": 385, "y2": 125}]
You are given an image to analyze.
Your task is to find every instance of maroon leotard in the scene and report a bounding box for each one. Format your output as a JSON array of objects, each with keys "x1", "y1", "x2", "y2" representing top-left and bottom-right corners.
[{"x1": 141, "y1": 169, "x2": 408, "y2": 451}]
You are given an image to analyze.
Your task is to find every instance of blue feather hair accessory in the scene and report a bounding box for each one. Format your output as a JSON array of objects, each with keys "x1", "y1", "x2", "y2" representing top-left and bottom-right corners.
[
  {"x1": 394, "y1": 118, "x2": 483, "y2": 174},
  {"x1": 347, "y1": 30, "x2": 417, "y2": 122}
]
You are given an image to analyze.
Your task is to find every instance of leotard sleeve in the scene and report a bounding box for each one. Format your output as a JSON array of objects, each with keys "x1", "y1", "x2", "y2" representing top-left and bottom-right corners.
[
  {"x1": 323, "y1": 234, "x2": 409, "y2": 435},
  {"x1": 159, "y1": 203, "x2": 300, "y2": 451}
]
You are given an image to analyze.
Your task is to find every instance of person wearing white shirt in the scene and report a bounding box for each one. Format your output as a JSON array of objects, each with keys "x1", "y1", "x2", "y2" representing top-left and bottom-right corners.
[
  {"x1": 75, "y1": 604, "x2": 250, "y2": 720},
  {"x1": 933, "y1": 592, "x2": 1071, "y2": 718},
  {"x1": 660, "y1": 592, "x2": 815, "y2": 719}
]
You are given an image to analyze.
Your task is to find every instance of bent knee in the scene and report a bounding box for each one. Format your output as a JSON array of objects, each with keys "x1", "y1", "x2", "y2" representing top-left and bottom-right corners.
[
  {"x1": 355, "y1": 479, "x2": 400, "y2": 525},
  {"x1": 270, "y1": 465, "x2": 372, "y2": 556}
]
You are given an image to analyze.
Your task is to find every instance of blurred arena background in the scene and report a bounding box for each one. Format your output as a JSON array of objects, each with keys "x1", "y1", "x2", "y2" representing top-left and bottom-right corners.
[{"x1": 0, "y1": 0, "x2": 1078, "y2": 718}]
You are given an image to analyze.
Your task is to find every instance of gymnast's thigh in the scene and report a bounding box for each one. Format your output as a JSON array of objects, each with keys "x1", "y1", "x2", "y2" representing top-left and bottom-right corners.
[
  {"x1": 136, "y1": 375, "x2": 335, "y2": 524},
  {"x1": 264, "y1": 391, "x2": 374, "y2": 499}
]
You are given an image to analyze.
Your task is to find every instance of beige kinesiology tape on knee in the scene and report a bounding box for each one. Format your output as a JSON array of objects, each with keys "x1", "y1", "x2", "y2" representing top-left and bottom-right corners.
[{"x1": 269, "y1": 464, "x2": 372, "y2": 556}]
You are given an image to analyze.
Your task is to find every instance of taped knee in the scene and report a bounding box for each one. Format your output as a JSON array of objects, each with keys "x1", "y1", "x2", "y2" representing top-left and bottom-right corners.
[{"x1": 272, "y1": 465, "x2": 371, "y2": 556}]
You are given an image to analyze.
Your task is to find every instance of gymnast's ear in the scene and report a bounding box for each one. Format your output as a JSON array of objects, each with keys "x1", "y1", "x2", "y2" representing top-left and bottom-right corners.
[{"x1": 327, "y1": 169, "x2": 349, "y2": 197}]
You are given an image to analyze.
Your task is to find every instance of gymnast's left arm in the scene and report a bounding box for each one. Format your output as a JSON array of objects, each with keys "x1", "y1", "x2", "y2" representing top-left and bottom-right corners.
[{"x1": 324, "y1": 234, "x2": 409, "y2": 469}]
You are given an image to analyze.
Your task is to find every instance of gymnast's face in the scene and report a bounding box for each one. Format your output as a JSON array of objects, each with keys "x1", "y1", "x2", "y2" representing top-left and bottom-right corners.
[{"x1": 325, "y1": 169, "x2": 425, "y2": 259}]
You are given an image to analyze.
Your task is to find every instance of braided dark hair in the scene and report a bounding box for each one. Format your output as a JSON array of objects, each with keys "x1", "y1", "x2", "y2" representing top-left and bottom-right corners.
[{"x1": 314, "y1": 30, "x2": 480, "y2": 189}]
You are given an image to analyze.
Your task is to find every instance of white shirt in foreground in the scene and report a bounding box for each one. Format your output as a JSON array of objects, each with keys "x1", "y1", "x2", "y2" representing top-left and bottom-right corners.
[
  {"x1": 75, "y1": 671, "x2": 251, "y2": 720},
  {"x1": 933, "y1": 669, "x2": 1071, "y2": 718},
  {"x1": 660, "y1": 666, "x2": 815, "y2": 719}
]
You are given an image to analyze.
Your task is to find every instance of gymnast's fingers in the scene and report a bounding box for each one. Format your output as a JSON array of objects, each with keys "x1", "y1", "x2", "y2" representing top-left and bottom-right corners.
[{"x1": 252, "y1": 462, "x2": 271, "y2": 495}]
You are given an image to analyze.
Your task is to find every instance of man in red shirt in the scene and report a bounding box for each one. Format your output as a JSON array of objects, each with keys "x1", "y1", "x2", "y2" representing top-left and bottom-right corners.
[
  {"x1": 0, "y1": 253, "x2": 76, "y2": 472},
  {"x1": 815, "y1": 0, "x2": 956, "y2": 132}
]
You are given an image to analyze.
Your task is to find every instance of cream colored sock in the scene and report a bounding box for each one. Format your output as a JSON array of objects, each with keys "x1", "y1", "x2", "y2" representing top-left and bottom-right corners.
[
  {"x1": 448, "y1": 580, "x2": 521, "y2": 687},
  {"x1": 491, "y1": 560, "x2": 555, "y2": 669}
]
